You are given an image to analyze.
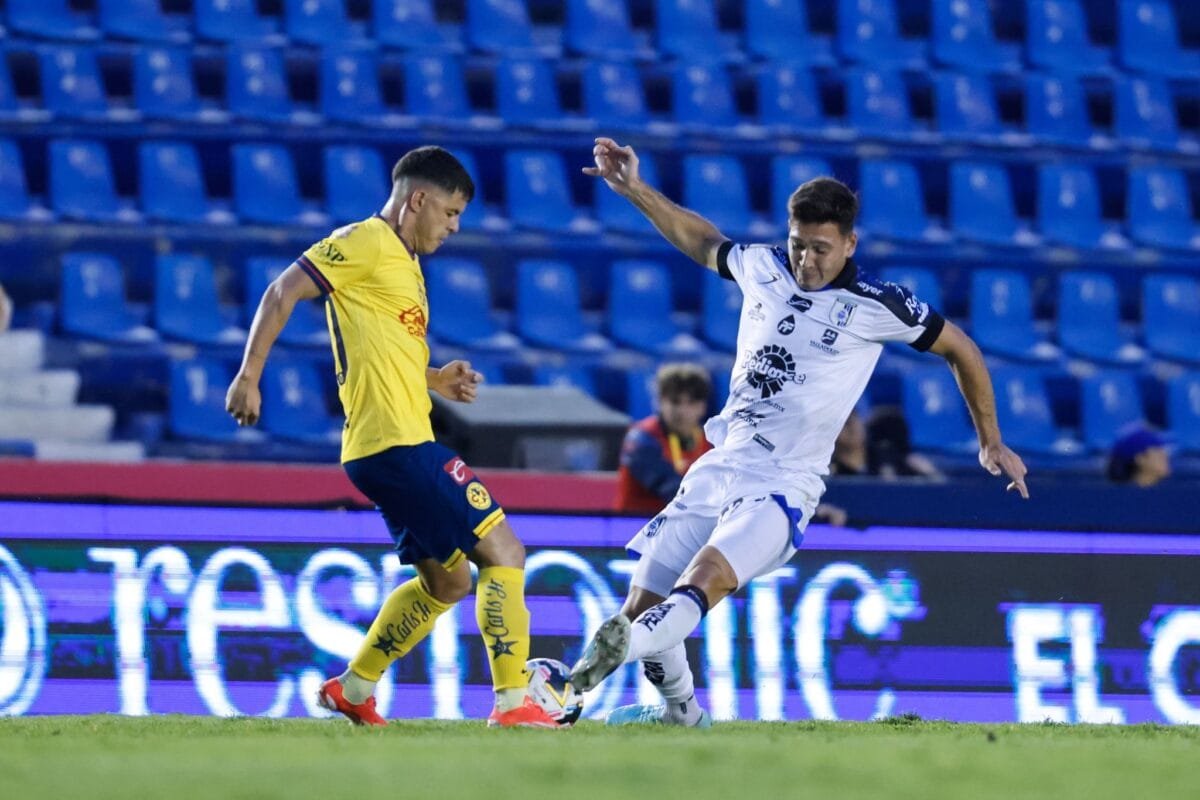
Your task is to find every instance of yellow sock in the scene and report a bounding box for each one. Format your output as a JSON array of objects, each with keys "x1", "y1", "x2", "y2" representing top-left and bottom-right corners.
[
  {"x1": 476, "y1": 566, "x2": 532, "y2": 694},
  {"x1": 349, "y1": 578, "x2": 453, "y2": 681}
]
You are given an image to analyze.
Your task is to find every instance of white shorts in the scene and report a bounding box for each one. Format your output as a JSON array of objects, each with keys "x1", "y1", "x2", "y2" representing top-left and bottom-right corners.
[{"x1": 626, "y1": 448, "x2": 821, "y2": 596}]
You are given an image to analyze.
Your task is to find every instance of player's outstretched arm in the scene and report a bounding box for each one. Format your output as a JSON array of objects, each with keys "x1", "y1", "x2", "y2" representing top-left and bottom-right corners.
[
  {"x1": 226, "y1": 263, "x2": 322, "y2": 426},
  {"x1": 928, "y1": 320, "x2": 1030, "y2": 498},
  {"x1": 584, "y1": 137, "x2": 727, "y2": 271},
  {"x1": 427, "y1": 360, "x2": 484, "y2": 403}
]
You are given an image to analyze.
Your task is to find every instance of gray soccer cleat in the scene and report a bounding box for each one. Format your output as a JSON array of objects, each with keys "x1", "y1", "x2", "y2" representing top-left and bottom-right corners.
[
  {"x1": 569, "y1": 614, "x2": 631, "y2": 692},
  {"x1": 605, "y1": 703, "x2": 713, "y2": 728}
]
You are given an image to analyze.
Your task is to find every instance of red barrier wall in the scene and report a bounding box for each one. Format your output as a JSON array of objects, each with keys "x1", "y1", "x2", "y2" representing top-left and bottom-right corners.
[{"x1": 0, "y1": 458, "x2": 620, "y2": 512}]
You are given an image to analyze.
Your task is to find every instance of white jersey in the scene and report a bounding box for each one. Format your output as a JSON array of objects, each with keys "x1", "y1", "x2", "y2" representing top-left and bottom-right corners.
[{"x1": 705, "y1": 242, "x2": 945, "y2": 498}]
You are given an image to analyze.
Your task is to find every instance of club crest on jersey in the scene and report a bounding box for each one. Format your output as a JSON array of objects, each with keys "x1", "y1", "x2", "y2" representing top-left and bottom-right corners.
[
  {"x1": 742, "y1": 344, "x2": 806, "y2": 399},
  {"x1": 398, "y1": 305, "x2": 427, "y2": 338},
  {"x1": 830, "y1": 300, "x2": 857, "y2": 328},
  {"x1": 465, "y1": 482, "x2": 492, "y2": 510},
  {"x1": 777, "y1": 315, "x2": 796, "y2": 334},
  {"x1": 787, "y1": 295, "x2": 813, "y2": 313}
]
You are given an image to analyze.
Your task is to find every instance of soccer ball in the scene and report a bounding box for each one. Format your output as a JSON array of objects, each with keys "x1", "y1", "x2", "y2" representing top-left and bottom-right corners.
[{"x1": 526, "y1": 657, "x2": 584, "y2": 726}]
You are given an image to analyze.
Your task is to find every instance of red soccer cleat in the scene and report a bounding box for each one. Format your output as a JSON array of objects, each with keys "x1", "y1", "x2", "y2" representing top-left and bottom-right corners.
[
  {"x1": 486, "y1": 696, "x2": 562, "y2": 729},
  {"x1": 317, "y1": 677, "x2": 387, "y2": 727}
]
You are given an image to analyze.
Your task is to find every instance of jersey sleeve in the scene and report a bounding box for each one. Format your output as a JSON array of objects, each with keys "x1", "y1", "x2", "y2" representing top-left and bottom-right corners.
[
  {"x1": 716, "y1": 242, "x2": 787, "y2": 286},
  {"x1": 296, "y1": 221, "x2": 380, "y2": 295},
  {"x1": 865, "y1": 281, "x2": 946, "y2": 351}
]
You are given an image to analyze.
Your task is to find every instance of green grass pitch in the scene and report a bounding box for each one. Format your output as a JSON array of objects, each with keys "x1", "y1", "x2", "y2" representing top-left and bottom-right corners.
[{"x1": 2, "y1": 715, "x2": 1198, "y2": 800}]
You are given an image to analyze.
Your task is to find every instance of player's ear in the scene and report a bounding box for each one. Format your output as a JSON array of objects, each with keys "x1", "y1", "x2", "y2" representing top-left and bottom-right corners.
[{"x1": 844, "y1": 230, "x2": 858, "y2": 258}]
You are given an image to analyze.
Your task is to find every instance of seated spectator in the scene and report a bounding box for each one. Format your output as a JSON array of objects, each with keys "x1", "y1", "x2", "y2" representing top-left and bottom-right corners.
[
  {"x1": 1107, "y1": 425, "x2": 1171, "y2": 487},
  {"x1": 831, "y1": 407, "x2": 941, "y2": 480},
  {"x1": 614, "y1": 363, "x2": 713, "y2": 514}
]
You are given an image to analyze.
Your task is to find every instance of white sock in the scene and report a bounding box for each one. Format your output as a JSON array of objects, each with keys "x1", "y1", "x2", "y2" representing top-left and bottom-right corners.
[
  {"x1": 642, "y1": 642, "x2": 704, "y2": 726},
  {"x1": 339, "y1": 670, "x2": 377, "y2": 705},
  {"x1": 627, "y1": 588, "x2": 706, "y2": 664}
]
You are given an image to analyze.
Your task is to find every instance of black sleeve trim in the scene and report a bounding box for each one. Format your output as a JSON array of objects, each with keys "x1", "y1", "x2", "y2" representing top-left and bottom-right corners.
[
  {"x1": 909, "y1": 311, "x2": 946, "y2": 352},
  {"x1": 715, "y1": 240, "x2": 735, "y2": 282}
]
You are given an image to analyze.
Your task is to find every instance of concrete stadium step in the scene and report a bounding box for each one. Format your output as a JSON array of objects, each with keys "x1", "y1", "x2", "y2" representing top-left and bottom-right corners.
[
  {"x1": 33, "y1": 440, "x2": 146, "y2": 462},
  {"x1": 0, "y1": 370, "x2": 81, "y2": 407},
  {"x1": 0, "y1": 330, "x2": 45, "y2": 373},
  {"x1": 0, "y1": 405, "x2": 115, "y2": 443}
]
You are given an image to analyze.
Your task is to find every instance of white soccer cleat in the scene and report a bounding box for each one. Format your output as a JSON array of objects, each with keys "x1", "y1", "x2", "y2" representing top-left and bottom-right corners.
[{"x1": 569, "y1": 614, "x2": 631, "y2": 692}]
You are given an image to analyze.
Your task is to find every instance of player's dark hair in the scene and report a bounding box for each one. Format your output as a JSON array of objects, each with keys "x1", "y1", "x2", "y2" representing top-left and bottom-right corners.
[
  {"x1": 656, "y1": 363, "x2": 712, "y2": 402},
  {"x1": 787, "y1": 177, "x2": 858, "y2": 235},
  {"x1": 392, "y1": 146, "x2": 475, "y2": 202}
]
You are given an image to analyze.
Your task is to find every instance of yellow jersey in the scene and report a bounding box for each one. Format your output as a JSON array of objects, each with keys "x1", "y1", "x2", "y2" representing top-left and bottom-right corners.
[{"x1": 297, "y1": 215, "x2": 433, "y2": 463}]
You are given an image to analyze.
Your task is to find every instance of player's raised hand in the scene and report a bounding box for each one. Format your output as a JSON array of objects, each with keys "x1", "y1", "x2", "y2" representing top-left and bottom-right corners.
[
  {"x1": 433, "y1": 360, "x2": 484, "y2": 403},
  {"x1": 979, "y1": 442, "x2": 1029, "y2": 499},
  {"x1": 225, "y1": 374, "x2": 262, "y2": 427},
  {"x1": 583, "y1": 137, "x2": 640, "y2": 195}
]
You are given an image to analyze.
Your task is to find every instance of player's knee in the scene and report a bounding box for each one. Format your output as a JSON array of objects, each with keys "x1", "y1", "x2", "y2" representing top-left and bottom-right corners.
[{"x1": 422, "y1": 567, "x2": 471, "y2": 604}]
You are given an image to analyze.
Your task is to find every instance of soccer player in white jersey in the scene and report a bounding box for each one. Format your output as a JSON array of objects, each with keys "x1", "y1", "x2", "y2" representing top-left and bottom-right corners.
[{"x1": 571, "y1": 137, "x2": 1030, "y2": 727}]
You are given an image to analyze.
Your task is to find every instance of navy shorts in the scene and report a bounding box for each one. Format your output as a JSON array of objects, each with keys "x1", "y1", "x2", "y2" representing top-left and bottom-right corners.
[{"x1": 344, "y1": 442, "x2": 506, "y2": 570}]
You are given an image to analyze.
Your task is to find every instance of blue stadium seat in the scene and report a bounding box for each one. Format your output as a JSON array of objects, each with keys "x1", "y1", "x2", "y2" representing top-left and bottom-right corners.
[
  {"x1": 0, "y1": 59, "x2": 21, "y2": 122},
  {"x1": 320, "y1": 49, "x2": 399, "y2": 125},
  {"x1": 466, "y1": 0, "x2": 541, "y2": 56},
  {"x1": 0, "y1": 139, "x2": 33, "y2": 219},
  {"x1": 372, "y1": 0, "x2": 462, "y2": 52},
  {"x1": 155, "y1": 254, "x2": 244, "y2": 345},
  {"x1": 1114, "y1": 77, "x2": 1182, "y2": 151},
  {"x1": 285, "y1": 0, "x2": 362, "y2": 47},
  {"x1": 133, "y1": 47, "x2": 203, "y2": 121},
  {"x1": 608, "y1": 260, "x2": 704, "y2": 357},
  {"x1": 48, "y1": 139, "x2": 123, "y2": 222},
  {"x1": 195, "y1": 0, "x2": 281, "y2": 42},
  {"x1": 1128, "y1": 166, "x2": 1200, "y2": 251},
  {"x1": 139, "y1": 141, "x2": 210, "y2": 224},
  {"x1": 935, "y1": 72, "x2": 1007, "y2": 143},
  {"x1": 39, "y1": 48, "x2": 108, "y2": 120},
  {"x1": 515, "y1": 259, "x2": 611, "y2": 352},
  {"x1": 879, "y1": 266, "x2": 944, "y2": 312},
  {"x1": 931, "y1": 0, "x2": 1022, "y2": 72},
  {"x1": 902, "y1": 367, "x2": 978, "y2": 454},
  {"x1": 596, "y1": 151, "x2": 659, "y2": 235},
  {"x1": 771, "y1": 156, "x2": 833, "y2": 216},
  {"x1": 683, "y1": 155, "x2": 757, "y2": 238},
  {"x1": 1037, "y1": 164, "x2": 1105, "y2": 249},
  {"x1": 61, "y1": 253, "x2": 156, "y2": 343},
  {"x1": 403, "y1": 54, "x2": 471, "y2": 123},
  {"x1": 1025, "y1": 74, "x2": 1094, "y2": 147},
  {"x1": 581, "y1": 61, "x2": 651, "y2": 132},
  {"x1": 948, "y1": 161, "x2": 1021, "y2": 246},
  {"x1": 746, "y1": 0, "x2": 835, "y2": 64},
  {"x1": 1166, "y1": 372, "x2": 1200, "y2": 453},
  {"x1": 565, "y1": 0, "x2": 648, "y2": 60},
  {"x1": 260, "y1": 359, "x2": 341, "y2": 445},
  {"x1": 1143, "y1": 274, "x2": 1200, "y2": 364},
  {"x1": 836, "y1": 0, "x2": 927, "y2": 68},
  {"x1": 7, "y1": 0, "x2": 99, "y2": 40},
  {"x1": 624, "y1": 365, "x2": 658, "y2": 419},
  {"x1": 231, "y1": 143, "x2": 303, "y2": 225},
  {"x1": 444, "y1": 147, "x2": 487, "y2": 231},
  {"x1": 495, "y1": 57, "x2": 577, "y2": 130},
  {"x1": 244, "y1": 257, "x2": 329, "y2": 347},
  {"x1": 1118, "y1": 0, "x2": 1200, "y2": 79},
  {"x1": 169, "y1": 358, "x2": 262, "y2": 443},
  {"x1": 656, "y1": 0, "x2": 737, "y2": 63},
  {"x1": 227, "y1": 46, "x2": 294, "y2": 123},
  {"x1": 700, "y1": 270, "x2": 743, "y2": 352},
  {"x1": 504, "y1": 150, "x2": 585, "y2": 233},
  {"x1": 756, "y1": 64, "x2": 827, "y2": 135},
  {"x1": 426, "y1": 257, "x2": 519, "y2": 351},
  {"x1": 1058, "y1": 272, "x2": 1141, "y2": 364},
  {"x1": 991, "y1": 366, "x2": 1081, "y2": 456},
  {"x1": 324, "y1": 145, "x2": 387, "y2": 223},
  {"x1": 98, "y1": 0, "x2": 190, "y2": 43},
  {"x1": 858, "y1": 160, "x2": 932, "y2": 242},
  {"x1": 1026, "y1": 0, "x2": 1112, "y2": 76},
  {"x1": 672, "y1": 63, "x2": 739, "y2": 131},
  {"x1": 1080, "y1": 370, "x2": 1145, "y2": 451},
  {"x1": 969, "y1": 269, "x2": 1054, "y2": 361},
  {"x1": 845, "y1": 68, "x2": 915, "y2": 140},
  {"x1": 531, "y1": 363, "x2": 598, "y2": 396}
]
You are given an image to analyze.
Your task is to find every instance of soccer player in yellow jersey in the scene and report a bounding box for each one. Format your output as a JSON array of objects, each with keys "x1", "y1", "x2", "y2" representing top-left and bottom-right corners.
[{"x1": 225, "y1": 146, "x2": 557, "y2": 728}]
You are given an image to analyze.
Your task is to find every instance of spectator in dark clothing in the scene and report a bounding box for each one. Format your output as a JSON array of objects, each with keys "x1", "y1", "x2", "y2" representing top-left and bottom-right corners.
[
  {"x1": 830, "y1": 407, "x2": 941, "y2": 480},
  {"x1": 614, "y1": 363, "x2": 713, "y2": 514},
  {"x1": 1107, "y1": 425, "x2": 1171, "y2": 487}
]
